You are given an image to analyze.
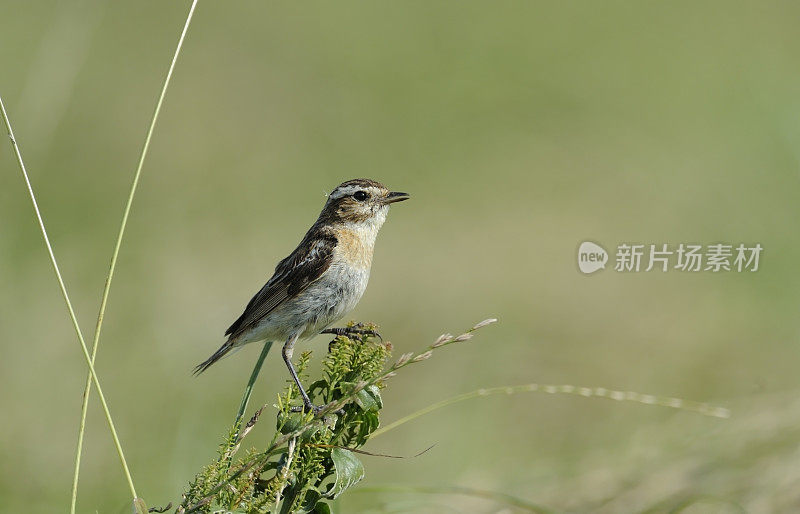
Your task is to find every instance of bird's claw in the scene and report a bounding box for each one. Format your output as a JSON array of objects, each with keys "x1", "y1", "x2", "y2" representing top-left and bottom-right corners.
[
  {"x1": 359, "y1": 328, "x2": 383, "y2": 342},
  {"x1": 322, "y1": 323, "x2": 383, "y2": 342}
]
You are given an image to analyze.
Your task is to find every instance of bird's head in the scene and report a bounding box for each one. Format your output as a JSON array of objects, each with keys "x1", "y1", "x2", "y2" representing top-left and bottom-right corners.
[{"x1": 320, "y1": 178, "x2": 410, "y2": 229}]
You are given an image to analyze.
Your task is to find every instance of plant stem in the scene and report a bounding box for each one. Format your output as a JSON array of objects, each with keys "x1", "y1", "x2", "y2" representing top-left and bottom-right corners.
[
  {"x1": 0, "y1": 95, "x2": 137, "y2": 500},
  {"x1": 370, "y1": 383, "x2": 730, "y2": 440},
  {"x1": 67, "y1": 0, "x2": 199, "y2": 510},
  {"x1": 235, "y1": 342, "x2": 273, "y2": 432}
]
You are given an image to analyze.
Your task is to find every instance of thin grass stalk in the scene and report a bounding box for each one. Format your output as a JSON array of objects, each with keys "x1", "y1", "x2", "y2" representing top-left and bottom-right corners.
[
  {"x1": 0, "y1": 95, "x2": 137, "y2": 499},
  {"x1": 370, "y1": 383, "x2": 730, "y2": 439},
  {"x1": 69, "y1": 1, "x2": 199, "y2": 511}
]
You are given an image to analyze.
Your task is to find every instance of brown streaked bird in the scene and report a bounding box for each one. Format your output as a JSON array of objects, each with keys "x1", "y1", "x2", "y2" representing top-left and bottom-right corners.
[{"x1": 195, "y1": 178, "x2": 410, "y2": 413}]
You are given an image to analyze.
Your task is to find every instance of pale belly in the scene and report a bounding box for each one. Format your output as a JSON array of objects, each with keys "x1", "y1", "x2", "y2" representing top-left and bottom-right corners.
[{"x1": 243, "y1": 262, "x2": 370, "y2": 344}]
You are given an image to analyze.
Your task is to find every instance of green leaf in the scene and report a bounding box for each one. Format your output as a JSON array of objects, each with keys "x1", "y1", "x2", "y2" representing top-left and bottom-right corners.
[
  {"x1": 278, "y1": 412, "x2": 303, "y2": 434},
  {"x1": 278, "y1": 483, "x2": 302, "y2": 514},
  {"x1": 366, "y1": 385, "x2": 383, "y2": 409},
  {"x1": 325, "y1": 448, "x2": 365, "y2": 499},
  {"x1": 296, "y1": 489, "x2": 323, "y2": 514},
  {"x1": 354, "y1": 410, "x2": 380, "y2": 445},
  {"x1": 347, "y1": 383, "x2": 382, "y2": 412},
  {"x1": 313, "y1": 501, "x2": 332, "y2": 514},
  {"x1": 309, "y1": 379, "x2": 327, "y2": 393},
  {"x1": 355, "y1": 388, "x2": 379, "y2": 411},
  {"x1": 131, "y1": 498, "x2": 148, "y2": 514}
]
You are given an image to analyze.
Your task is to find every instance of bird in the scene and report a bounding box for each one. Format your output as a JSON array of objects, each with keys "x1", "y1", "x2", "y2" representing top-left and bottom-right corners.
[{"x1": 194, "y1": 178, "x2": 410, "y2": 413}]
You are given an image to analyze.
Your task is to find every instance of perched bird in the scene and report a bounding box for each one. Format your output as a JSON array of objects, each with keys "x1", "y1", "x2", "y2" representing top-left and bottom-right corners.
[{"x1": 195, "y1": 178, "x2": 409, "y2": 412}]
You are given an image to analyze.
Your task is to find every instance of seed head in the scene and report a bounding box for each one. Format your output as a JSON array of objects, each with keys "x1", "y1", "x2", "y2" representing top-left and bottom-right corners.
[
  {"x1": 412, "y1": 350, "x2": 434, "y2": 362},
  {"x1": 472, "y1": 318, "x2": 498, "y2": 330}
]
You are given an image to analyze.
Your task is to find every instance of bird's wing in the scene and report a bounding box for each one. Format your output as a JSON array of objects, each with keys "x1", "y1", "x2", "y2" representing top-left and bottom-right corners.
[{"x1": 225, "y1": 233, "x2": 336, "y2": 341}]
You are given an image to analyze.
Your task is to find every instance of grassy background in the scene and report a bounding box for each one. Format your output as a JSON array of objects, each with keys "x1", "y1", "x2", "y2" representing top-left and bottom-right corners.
[{"x1": 2, "y1": 1, "x2": 800, "y2": 512}]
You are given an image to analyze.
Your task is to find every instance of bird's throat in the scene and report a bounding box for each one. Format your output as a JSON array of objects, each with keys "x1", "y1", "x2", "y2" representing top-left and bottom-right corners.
[{"x1": 333, "y1": 223, "x2": 379, "y2": 270}]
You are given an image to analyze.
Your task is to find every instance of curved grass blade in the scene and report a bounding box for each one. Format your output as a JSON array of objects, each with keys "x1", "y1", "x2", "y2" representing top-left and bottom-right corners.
[
  {"x1": 234, "y1": 341, "x2": 273, "y2": 434},
  {"x1": 69, "y1": 1, "x2": 200, "y2": 511},
  {"x1": 371, "y1": 383, "x2": 730, "y2": 439},
  {"x1": 1, "y1": 96, "x2": 137, "y2": 500}
]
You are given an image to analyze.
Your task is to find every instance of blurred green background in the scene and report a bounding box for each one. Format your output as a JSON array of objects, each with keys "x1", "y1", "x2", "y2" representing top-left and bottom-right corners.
[{"x1": 2, "y1": 1, "x2": 800, "y2": 512}]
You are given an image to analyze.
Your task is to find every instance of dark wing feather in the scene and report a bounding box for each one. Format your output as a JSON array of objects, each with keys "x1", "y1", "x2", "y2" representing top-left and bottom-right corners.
[{"x1": 224, "y1": 233, "x2": 336, "y2": 341}]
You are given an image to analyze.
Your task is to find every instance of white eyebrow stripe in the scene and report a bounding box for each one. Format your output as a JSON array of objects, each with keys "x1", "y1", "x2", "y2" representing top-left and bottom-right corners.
[
  {"x1": 329, "y1": 185, "x2": 382, "y2": 200},
  {"x1": 329, "y1": 185, "x2": 360, "y2": 200}
]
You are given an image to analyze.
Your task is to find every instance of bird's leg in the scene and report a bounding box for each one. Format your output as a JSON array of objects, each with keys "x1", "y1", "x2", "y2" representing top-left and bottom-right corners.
[
  {"x1": 321, "y1": 322, "x2": 382, "y2": 342},
  {"x1": 282, "y1": 334, "x2": 320, "y2": 414}
]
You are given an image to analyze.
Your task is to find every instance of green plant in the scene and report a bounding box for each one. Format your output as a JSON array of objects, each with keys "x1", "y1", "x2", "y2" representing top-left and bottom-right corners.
[
  {"x1": 171, "y1": 315, "x2": 733, "y2": 514},
  {"x1": 176, "y1": 320, "x2": 495, "y2": 513}
]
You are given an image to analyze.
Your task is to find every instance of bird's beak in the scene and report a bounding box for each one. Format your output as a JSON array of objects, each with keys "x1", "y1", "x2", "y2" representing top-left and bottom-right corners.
[{"x1": 383, "y1": 191, "x2": 411, "y2": 204}]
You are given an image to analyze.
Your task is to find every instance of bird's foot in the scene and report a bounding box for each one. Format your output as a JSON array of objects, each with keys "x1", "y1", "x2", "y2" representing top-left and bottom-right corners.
[{"x1": 321, "y1": 323, "x2": 382, "y2": 342}]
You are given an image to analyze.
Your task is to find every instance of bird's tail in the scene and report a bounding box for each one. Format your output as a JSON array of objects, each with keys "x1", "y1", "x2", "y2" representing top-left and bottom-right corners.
[{"x1": 194, "y1": 340, "x2": 236, "y2": 375}]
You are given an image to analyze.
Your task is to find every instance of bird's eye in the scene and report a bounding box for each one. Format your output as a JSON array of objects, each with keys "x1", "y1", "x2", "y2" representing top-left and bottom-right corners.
[{"x1": 353, "y1": 191, "x2": 369, "y2": 201}]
